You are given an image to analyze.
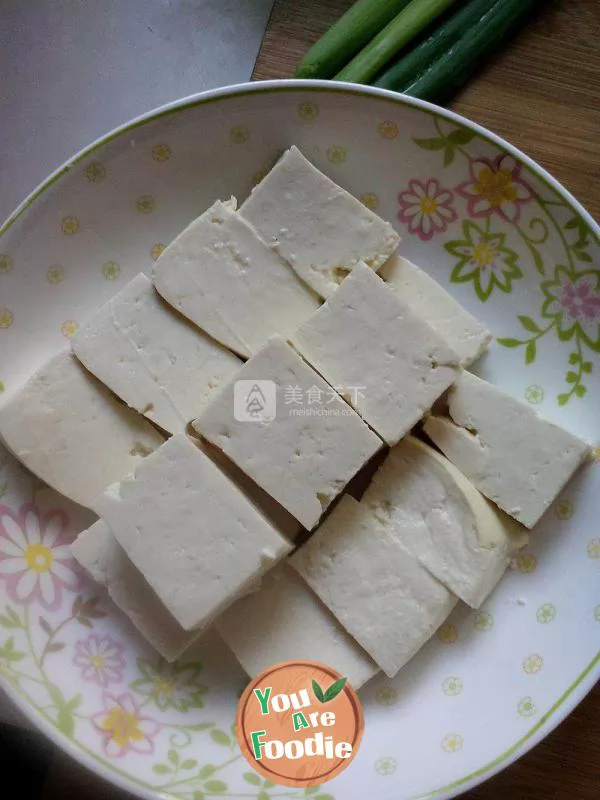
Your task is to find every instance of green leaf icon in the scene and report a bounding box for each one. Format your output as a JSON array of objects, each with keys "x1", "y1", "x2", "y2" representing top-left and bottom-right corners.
[
  {"x1": 313, "y1": 677, "x2": 348, "y2": 703},
  {"x1": 312, "y1": 679, "x2": 325, "y2": 703},
  {"x1": 323, "y1": 677, "x2": 347, "y2": 702}
]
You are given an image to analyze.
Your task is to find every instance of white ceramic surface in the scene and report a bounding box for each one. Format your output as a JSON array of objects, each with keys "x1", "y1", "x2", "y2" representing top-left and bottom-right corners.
[{"x1": 0, "y1": 81, "x2": 598, "y2": 800}]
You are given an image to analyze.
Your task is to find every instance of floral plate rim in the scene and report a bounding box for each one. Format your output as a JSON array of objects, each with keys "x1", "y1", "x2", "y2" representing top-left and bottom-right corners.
[{"x1": 0, "y1": 79, "x2": 599, "y2": 800}]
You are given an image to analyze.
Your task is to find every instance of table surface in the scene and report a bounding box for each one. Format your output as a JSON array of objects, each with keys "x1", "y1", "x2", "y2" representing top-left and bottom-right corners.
[
  {"x1": 255, "y1": 2, "x2": 600, "y2": 799},
  {"x1": 4, "y1": 1, "x2": 599, "y2": 798}
]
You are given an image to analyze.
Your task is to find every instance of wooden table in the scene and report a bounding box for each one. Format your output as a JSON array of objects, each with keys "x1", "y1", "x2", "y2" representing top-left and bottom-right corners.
[{"x1": 254, "y1": 2, "x2": 600, "y2": 798}]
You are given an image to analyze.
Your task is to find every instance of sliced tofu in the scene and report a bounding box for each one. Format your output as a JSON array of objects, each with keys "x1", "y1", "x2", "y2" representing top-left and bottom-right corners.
[
  {"x1": 217, "y1": 564, "x2": 378, "y2": 689},
  {"x1": 192, "y1": 336, "x2": 383, "y2": 530},
  {"x1": 380, "y1": 255, "x2": 491, "y2": 366},
  {"x1": 291, "y1": 263, "x2": 461, "y2": 446},
  {"x1": 424, "y1": 372, "x2": 591, "y2": 528},
  {"x1": 290, "y1": 495, "x2": 457, "y2": 678},
  {"x1": 362, "y1": 437, "x2": 528, "y2": 608},
  {"x1": 239, "y1": 146, "x2": 400, "y2": 298},
  {"x1": 195, "y1": 437, "x2": 302, "y2": 541},
  {"x1": 0, "y1": 349, "x2": 163, "y2": 508},
  {"x1": 153, "y1": 199, "x2": 319, "y2": 358},
  {"x1": 71, "y1": 273, "x2": 242, "y2": 434},
  {"x1": 93, "y1": 434, "x2": 292, "y2": 631},
  {"x1": 72, "y1": 520, "x2": 200, "y2": 662}
]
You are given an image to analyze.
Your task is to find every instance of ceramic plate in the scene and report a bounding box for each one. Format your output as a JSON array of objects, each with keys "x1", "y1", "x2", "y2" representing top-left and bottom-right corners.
[{"x1": 0, "y1": 81, "x2": 598, "y2": 800}]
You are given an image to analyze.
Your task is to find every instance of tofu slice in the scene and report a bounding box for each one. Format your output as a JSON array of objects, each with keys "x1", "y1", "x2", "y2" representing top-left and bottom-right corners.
[
  {"x1": 153, "y1": 199, "x2": 319, "y2": 358},
  {"x1": 290, "y1": 495, "x2": 457, "y2": 678},
  {"x1": 192, "y1": 336, "x2": 383, "y2": 530},
  {"x1": 72, "y1": 520, "x2": 201, "y2": 662},
  {"x1": 239, "y1": 146, "x2": 400, "y2": 298},
  {"x1": 362, "y1": 437, "x2": 528, "y2": 608},
  {"x1": 0, "y1": 349, "x2": 164, "y2": 508},
  {"x1": 380, "y1": 255, "x2": 491, "y2": 366},
  {"x1": 93, "y1": 434, "x2": 292, "y2": 631},
  {"x1": 291, "y1": 263, "x2": 461, "y2": 446},
  {"x1": 217, "y1": 564, "x2": 378, "y2": 689},
  {"x1": 194, "y1": 437, "x2": 302, "y2": 541},
  {"x1": 71, "y1": 273, "x2": 242, "y2": 434},
  {"x1": 424, "y1": 372, "x2": 591, "y2": 528}
]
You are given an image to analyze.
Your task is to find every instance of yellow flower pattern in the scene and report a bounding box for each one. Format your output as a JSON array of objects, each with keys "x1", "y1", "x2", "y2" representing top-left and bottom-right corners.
[
  {"x1": 379, "y1": 121, "x2": 399, "y2": 140},
  {"x1": 152, "y1": 144, "x2": 172, "y2": 163},
  {"x1": 61, "y1": 320, "x2": 79, "y2": 338},
  {"x1": 441, "y1": 734, "x2": 463, "y2": 753},
  {"x1": 555, "y1": 499, "x2": 573, "y2": 520},
  {"x1": 587, "y1": 538, "x2": 600, "y2": 559},
  {"x1": 536, "y1": 603, "x2": 557, "y2": 624},
  {"x1": 46, "y1": 265, "x2": 65, "y2": 284},
  {"x1": 361, "y1": 192, "x2": 380, "y2": 210},
  {"x1": 442, "y1": 677, "x2": 463, "y2": 696},
  {"x1": 61, "y1": 216, "x2": 80, "y2": 235},
  {"x1": 0, "y1": 309, "x2": 14, "y2": 329},
  {"x1": 150, "y1": 244, "x2": 166, "y2": 262},
  {"x1": 0, "y1": 254, "x2": 13, "y2": 274},
  {"x1": 517, "y1": 696, "x2": 536, "y2": 718},
  {"x1": 136, "y1": 195, "x2": 155, "y2": 214},
  {"x1": 375, "y1": 686, "x2": 398, "y2": 706},
  {"x1": 437, "y1": 623, "x2": 458, "y2": 644},
  {"x1": 327, "y1": 145, "x2": 346, "y2": 164},
  {"x1": 102, "y1": 262, "x2": 120, "y2": 281},
  {"x1": 230, "y1": 125, "x2": 249, "y2": 144},
  {"x1": 525, "y1": 384, "x2": 544, "y2": 404},
  {"x1": 86, "y1": 162, "x2": 106, "y2": 183},
  {"x1": 523, "y1": 654, "x2": 543, "y2": 675},
  {"x1": 298, "y1": 101, "x2": 319, "y2": 122},
  {"x1": 516, "y1": 553, "x2": 538, "y2": 574},
  {"x1": 474, "y1": 612, "x2": 494, "y2": 632}
]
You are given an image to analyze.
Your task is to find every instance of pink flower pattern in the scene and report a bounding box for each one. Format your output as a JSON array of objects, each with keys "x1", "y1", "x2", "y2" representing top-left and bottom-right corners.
[
  {"x1": 74, "y1": 634, "x2": 126, "y2": 687},
  {"x1": 456, "y1": 154, "x2": 535, "y2": 224},
  {"x1": 92, "y1": 692, "x2": 161, "y2": 758},
  {"x1": 0, "y1": 504, "x2": 81, "y2": 611},
  {"x1": 542, "y1": 267, "x2": 600, "y2": 348},
  {"x1": 397, "y1": 178, "x2": 458, "y2": 241}
]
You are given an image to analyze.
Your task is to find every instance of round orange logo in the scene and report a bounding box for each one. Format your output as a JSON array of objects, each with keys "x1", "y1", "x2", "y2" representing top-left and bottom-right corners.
[{"x1": 236, "y1": 660, "x2": 364, "y2": 788}]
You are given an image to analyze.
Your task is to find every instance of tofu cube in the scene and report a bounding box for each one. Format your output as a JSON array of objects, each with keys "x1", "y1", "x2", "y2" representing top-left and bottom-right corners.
[
  {"x1": 72, "y1": 521, "x2": 201, "y2": 662},
  {"x1": 153, "y1": 199, "x2": 319, "y2": 358},
  {"x1": 92, "y1": 434, "x2": 292, "y2": 631},
  {"x1": 290, "y1": 495, "x2": 457, "y2": 677},
  {"x1": 72, "y1": 273, "x2": 242, "y2": 434},
  {"x1": 424, "y1": 372, "x2": 591, "y2": 528},
  {"x1": 291, "y1": 263, "x2": 461, "y2": 446},
  {"x1": 239, "y1": 146, "x2": 400, "y2": 298},
  {"x1": 380, "y1": 255, "x2": 491, "y2": 366},
  {"x1": 192, "y1": 337, "x2": 383, "y2": 529},
  {"x1": 217, "y1": 563, "x2": 378, "y2": 689},
  {"x1": 0, "y1": 349, "x2": 164, "y2": 508},
  {"x1": 362, "y1": 437, "x2": 528, "y2": 608}
]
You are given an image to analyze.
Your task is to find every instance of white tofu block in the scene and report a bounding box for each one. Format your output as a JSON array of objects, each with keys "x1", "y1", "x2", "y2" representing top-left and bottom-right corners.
[
  {"x1": 380, "y1": 255, "x2": 491, "y2": 366},
  {"x1": 72, "y1": 520, "x2": 200, "y2": 662},
  {"x1": 217, "y1": 564, "x2": 378, "y2": 689},
  {"x1": 194, "y1": 437, "x2": 302, "y2": 541},
  {"x1": 239, "y1": 146, "x2": 400, "y2": 298},
  {"x1": 362, "y1": 437, "x2": 528, "y2": 608},
  {"x1": 93, "y1": 434, "x2": 292, "y2": 631},
  {"x1": 291, "y1": 263, "x2": 461, "y2": 446},
  {"x1": 424, "y1": 372, "x2": 591, "y2": 528},
  {"x1": 193, "y1": 337, "x2": 383, "y2": 530},
  {"x1": 290, "y1": 495, "x2": 457, "y2": 678},
  {"x1": 153, "y1": 199, "x2": 319, "y2": 358},
  {"x1": 0, "y1": 349, "x2": 164, "y2": 508},
  {"x1": 72, "y1": 273, "x2": 242, "y2": 435}
]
